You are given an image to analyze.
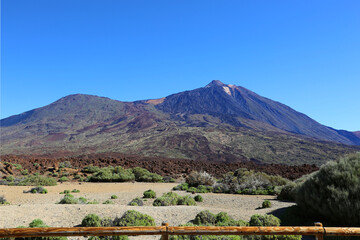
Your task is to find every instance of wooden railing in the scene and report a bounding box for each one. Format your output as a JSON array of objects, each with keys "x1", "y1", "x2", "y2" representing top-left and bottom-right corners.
[{"x1": 0, "y1": 223, "x2": 359, "y2": 240}]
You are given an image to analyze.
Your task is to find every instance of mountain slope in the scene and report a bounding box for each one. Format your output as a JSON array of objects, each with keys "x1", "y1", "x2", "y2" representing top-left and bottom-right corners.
[
  {"x1": 155, "y1": 80, "x2": 358, "y2": 145},
  {"x1": 1, "y1": 81, "x2": 359, "y2": 165}
]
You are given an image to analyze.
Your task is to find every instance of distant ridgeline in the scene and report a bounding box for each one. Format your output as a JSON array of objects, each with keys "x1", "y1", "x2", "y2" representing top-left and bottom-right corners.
[{"x1": 1, "y1": 80, "x2": 359, "y2": 165}]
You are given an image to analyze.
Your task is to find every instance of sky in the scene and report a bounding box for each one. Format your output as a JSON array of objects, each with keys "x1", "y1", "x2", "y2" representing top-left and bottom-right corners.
[{"x1": 1, "y1": 0, "x2": 359, "y2": 131}]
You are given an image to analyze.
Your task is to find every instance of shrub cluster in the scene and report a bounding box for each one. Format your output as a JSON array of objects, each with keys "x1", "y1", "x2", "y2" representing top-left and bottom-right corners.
[
  {"x1": 58, "y1": 194, "x2": 92, "y2": 204},
  {"x1": 17, "y1": 175, "x2": 57, "y2": 186},
  {"x1": 296, "y1": 153, "x2": 360, "y2": 226},
  {"x1": 153, "y1": 192, "x2": 196, "y2": 206},
  {"x1": 186, "y1": 171, "x2": 215, "y2": 187},
  {"x1": 0, "y1": 195, "x2": 10, "y2": 205},
  {"x1": 143, "y1": 189, "x2": 156, "y2": 198},
  {"x1": 194, "y1": 195, "x2": 203, "y2": 202},
  {"x1": 81, "y1": 210, "x2": 155, "y2": 240},
  {"x1": 113, "y1": 210, "x2": 155, "y2": 226},
  {"x1": 29, "y1": 186, "x2": 48, "y2": 194},
  {"x1": 15, "y1": 219, "x2": 67, "y2": 240},
  {"x1": 87, "y1": 166, "x2": 163, "y2": 183},
  {"x1": 262, "y1": 200, "x2": 271, "y2": 208},
  {"x1": 129, "y1": 197, "x2": 143, "y2": 206}
]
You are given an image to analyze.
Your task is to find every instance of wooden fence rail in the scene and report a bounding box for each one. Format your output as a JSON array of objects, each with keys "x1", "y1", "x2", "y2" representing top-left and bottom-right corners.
[{"x1": 0, "y1": 223, "x2": 359, "y2": 239}]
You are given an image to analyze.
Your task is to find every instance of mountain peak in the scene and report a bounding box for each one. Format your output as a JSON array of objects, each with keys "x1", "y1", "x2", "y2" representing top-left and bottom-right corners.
[{"x1": 205, "y1": 80, "x2": 226, "y2": 88}]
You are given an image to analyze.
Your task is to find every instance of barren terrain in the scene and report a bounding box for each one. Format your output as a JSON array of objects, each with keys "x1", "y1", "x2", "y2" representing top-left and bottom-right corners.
[{"x1": 0, "y1": 182, "x2": 295, "y2": 239}]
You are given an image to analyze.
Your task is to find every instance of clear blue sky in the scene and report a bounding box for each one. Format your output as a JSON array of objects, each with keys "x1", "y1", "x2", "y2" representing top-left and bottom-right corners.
[{"x1": 1, "y1": 0, "x2": 359, "y2": 131}]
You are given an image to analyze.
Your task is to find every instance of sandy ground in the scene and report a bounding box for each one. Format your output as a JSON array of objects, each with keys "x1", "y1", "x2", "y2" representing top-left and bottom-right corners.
[{"x1": 0, "y1": 182, "x2": 295, "y2": 239}]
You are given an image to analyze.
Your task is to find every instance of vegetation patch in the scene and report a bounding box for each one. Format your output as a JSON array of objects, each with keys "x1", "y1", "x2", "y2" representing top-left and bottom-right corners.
[
  {"x1": 129, "y1": 197, "x2": 143, "y2": 206},
  {"x1": 114, "y1": 210, "x2": 155, "y2": 226},
  {"x1": 143, "y1": 189, "x2": 156, "y2": 198},
  {"x1": 262, "y1": 200, "x2": 271, "y2": 208},
  {"x1": 296, "y1": 153, "x2": 360, "y2": 226},
  {"x1": 28, "y1": 186, "x2": 48, "y2": 194},
  {"x1": 153, "y1": 192, "x2": 196, "y2": 206},
  {"x1": 0, "y1": 195, "x2": 10, "y2": 205}
]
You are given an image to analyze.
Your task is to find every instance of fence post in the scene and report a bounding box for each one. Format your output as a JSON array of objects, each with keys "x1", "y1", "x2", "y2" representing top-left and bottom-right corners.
[
  {"x1": 162, "y1": 222, "x2": 169, "y2": 240},
  {"x1": 315, "y1": 222, "x2": 324, "y2": 240}
]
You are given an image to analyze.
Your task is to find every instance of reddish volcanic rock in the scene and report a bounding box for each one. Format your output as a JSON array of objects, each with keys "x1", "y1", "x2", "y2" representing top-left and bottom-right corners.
[{"x1": 0, "y1": 153, "x2": 318, "y2": 180}]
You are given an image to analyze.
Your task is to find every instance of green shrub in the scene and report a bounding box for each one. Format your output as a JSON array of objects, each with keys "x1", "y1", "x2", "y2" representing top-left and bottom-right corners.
[
  {"x1": 30, "y1": 186, "x2": 48, "y2": 194},
  {"x1": 143, "y1": 189, "x2": 156, "y2": 198},
  {"x1": 163, "y1": 176, "x2": 176, "y2": 183},
  {"x1": 58, "y1": 194, "x2": 78, "y2": 204},
  {"x1": 29, "y1": 219, "x2": 47, "y2": 228},
  {"x1": 153, "y1": 192, "x2": 196, "y2": 206},
  {"x1": 103, "y1": 200, "x2": 114, "y2": 204},
  {"x1": 59, "y1": 161, "x2": 72, "y2": 169},
  {"x1": 296, "y1": 153, "x2": 360, "y2": 226},
  {"x1": 111, "y1": 195, "x2": 118, "y2": 199},
  {"x1": 194, "y1": 195, "x2": 203, "y2": 202},
  {"x1": 187, "y1": 185, "x2": 213, "y2": 193},
  {"x1": 186, "y1": 171, "x2": 215, "y2": 187},
  {"x1": 83, "y1": 164, "x2": 101, "y2": 173},
  {"x1": 21, "y1": 169, "x2": 29, "y2": 175},
  {"x1": 173, "y1": 183, "x2": 189, "y2": 191},
  {"x1": 88, "y1": 166, "x2": 135, "y2": 182},
  {"x1": 177, "y1": 195, "x2": 196, "y2": 206},
  {"x1": 71, "y1": 189, "x2": 80, "y2": 193},
  {"x1": 87, "y1": 200, "x2": 99, "y2": 204},
  {"x1": 131, "y1": 167, "x2": 163, "y2": 182},
  {"x1": 82, "y1": 214, "x2": 102, "y2": 227},
  {"x1": 6, "y1": 175, "x2": 14, "y2": 182},
  {"x1": 277, "y1": 182, "x2": 297, "y2": 201},
  {"x1": 79, "y1": 197, "x2": 88, "y2": 204},
  {"x1": 14, "y1": 164, "x2": 22, "y2": 170},
  {"x1": 59, "y1": 176, "x2": 69, "y2": 182},
  {"x1": 193, "y1": 210, "x2": 216, "y2": 225},
  {"x1": 18, "y1": 175, "x2": 57, "y2": 186},
  {"x1": 262, "y1": 200, "x2": 271, "y2": 208},
  {"x1": 249, "y1": 214, "x2": 280, "y2": 226},
  {"x1": 114, "y1": 210, "x2": 155, "y2": 226},
  {"x1": 218, "y1": 169, "x2": 288, "y2": 195},
  {"x1": 249, "y1": 214, "x2": 301, "y2": 240},
  {"x1": 0, "y1": 195, "x2": 10, "y2": 205},
  {"x1": 129, "y1": 197, "x2": 143, "y2": 206}
]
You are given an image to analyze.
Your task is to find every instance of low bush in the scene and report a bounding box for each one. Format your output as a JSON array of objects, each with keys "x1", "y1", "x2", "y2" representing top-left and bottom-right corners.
[
  {"x1": 103, "y1": 200, "x2": 114, "y2": 204},
  {"x1": 218, "y1": 169, "x2": 288, "y2": 195},
  {"x1": 163, "y1": 176, "x2": 176, "y2": 183},
  {"x1": 194, "y1": 195, "x2": 203, "y2": 202},
  {"x1": 173, "y1": 183, "x2": 189, "y2": 191},
  {"x1": 170, "y1": 211, "x2": 247, "y2": 239},
  {"x1": 187, "y1": 185, "x2": 213, "y2": 193},
  {"x1": 262, "y1": 200, "x2": 271, "y2": 208},
  {"x1": 60, "y1": 190, "x2": 70, "y2": 194},
  {"x1": 296, "y1": 153, "x2": 360, "y2": 226},
  {"x1": 186, "y1": 171, "x2": 215, "y2": 187},
  {"x1": 21, "y1": 169, "x2": 29, "y2": 175},
  {"x1": 18, "y1": 218, "x2": 68, "y2": 240},
  {"x1": 114, "y1": 210, "x2": 155, "y2": 226},
  {"x1": 30, "y1": 186, "x2": 48, "y2": 194},
  {"x1": 58, "y1": 194, "x2": 79, "y2": 204},
  {"x1": 131, "y1": 167, "x2": 163, "y2": 182},
  {"x1": 71, "y1": 189, "x2": 80, "y2": 193},
  {"x1": 153, "y1": 192, "x2": 196, "y2": 206},
  {"x1": 249, "y1": 214, "x2": 301, "y2": 240},
  {"x1": 82, "y1": 214, "x2": 102, "y2": 227},
  {"x1": 18, "y1": 175, "x2": 57, "y2": 186},
  {"x1": 0, "y1": 195, "x2": 10, "y2": 205},
  {"x1": 59, "y1": 176, "x2": 69, "y2": 182},
  {"x1": 88, "y1": 166, "x2": 135, "y2": 182},
  {"x1": 111, "y1": 195, "x2": 118, "y2": 199},
  {"x1": 81, "y1": 214, "x2": 129, "y2": 240},
  {"x1": 143, "y1": 189, "x2": 156, "y2": 198},
  {"x1": 249, "y1": 214, "x2": 280, "y2": 226},
  {"x1": 129, "y1": 197, "x2": 143, "y2": 206},
  {"x1": 83, "y1": 164, "x2": 101, "y2": 173}
]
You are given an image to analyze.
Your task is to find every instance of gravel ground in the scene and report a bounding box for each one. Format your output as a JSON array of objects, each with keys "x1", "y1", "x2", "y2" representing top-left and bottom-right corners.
[{"x1": 0, "y1": 182, "x2": 295, "y2": 239}]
